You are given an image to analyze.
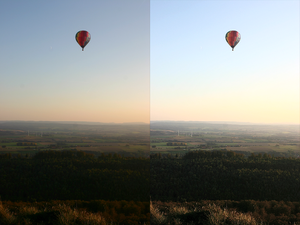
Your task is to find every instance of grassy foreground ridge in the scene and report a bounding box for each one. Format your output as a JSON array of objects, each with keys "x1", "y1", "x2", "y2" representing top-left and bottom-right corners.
[
  {"x1": 151, "y1": 201, "x2": 258, "y2": 225},
  {"x1": 0, "y1": 200, "x2": 150, "y2": 225}
]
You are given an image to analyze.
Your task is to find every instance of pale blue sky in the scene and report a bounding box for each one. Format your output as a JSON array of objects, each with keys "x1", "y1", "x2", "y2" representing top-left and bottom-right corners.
[
  {"x1": 150, "y1": 0, "x2": 299, "y2": 124},
  {"x1": 0, "y1": 1, "x2": 299, "y2": 124},
  {"x1": 0, "y1": 0, "x2": 150, "y2": 123}
]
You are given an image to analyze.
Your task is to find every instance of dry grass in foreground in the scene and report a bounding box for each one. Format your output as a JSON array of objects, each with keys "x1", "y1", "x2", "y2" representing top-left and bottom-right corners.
[
  {"x1": 0, "y1": 201, "x2": 109, "y2": 225},
  {"x1": 150, "y1": 201, "x2": 259, "y2": 225}
]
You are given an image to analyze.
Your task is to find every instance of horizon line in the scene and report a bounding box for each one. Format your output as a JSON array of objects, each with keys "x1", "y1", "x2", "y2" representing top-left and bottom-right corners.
[
  {"x1": 0, "y1": 120, "x2": 299, "y2": 126},
  {"x1": 150, "y1": 120, "x2": 300, "y2": 125},
  {"x1": 0, "y1": 120, "x2": 149, "y2": 124}
]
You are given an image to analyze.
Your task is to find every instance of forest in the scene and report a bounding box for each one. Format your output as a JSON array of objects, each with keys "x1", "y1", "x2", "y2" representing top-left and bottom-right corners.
[
  {"x1": 0, "y1": 150, "x2": 149, "y2": 202},
  {"x1": 0, "y1": 122, "x2": 151, "y2": 224},
  {"x1": 1, "y1": 121, "x2": 300, "y2": 224},
  {"x1": 151, "y1": 150, "x2": 300, "y2": 202},
  {"x1": 0, "y1": 150, "x2": 150, "y2": 224},
  {"x1": 150, "y1": 150, "x2": 300, "y2": 224}
]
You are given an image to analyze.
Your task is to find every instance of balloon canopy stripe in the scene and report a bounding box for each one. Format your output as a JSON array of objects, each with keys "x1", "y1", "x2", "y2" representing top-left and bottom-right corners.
[
  {"x1": 225, "y1": 30, "x2": 241, "y2": 50},
  {"x1": 75, "y1": 30, "x2": 91, "y2": 51}
]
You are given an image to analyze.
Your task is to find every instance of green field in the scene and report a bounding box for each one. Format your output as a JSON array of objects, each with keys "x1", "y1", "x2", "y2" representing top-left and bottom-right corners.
[
  {"x1": 0, "y1": 122, "x2": 150, "y2": 156},
  {"x1": 150, "y1": 122, "x2": 300, "y2": 156}
]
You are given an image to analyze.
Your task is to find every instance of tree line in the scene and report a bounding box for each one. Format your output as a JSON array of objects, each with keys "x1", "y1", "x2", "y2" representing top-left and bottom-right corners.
[
  {"x1": 150, "y1": 150, "x2": 300, "y2": 202},
  {"x1": 0, "y1": 150, "x2": 149, "y2": 202}
]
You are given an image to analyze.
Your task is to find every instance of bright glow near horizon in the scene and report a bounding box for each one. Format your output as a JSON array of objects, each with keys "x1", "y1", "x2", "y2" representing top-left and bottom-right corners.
[
  {"x1": 0, "y1": 0, "x2": 150, "y2": 123},
  {"x1": 1, "y1": 1, "x2": 298, "y2": 125},
  {"x1": 150, "y1": 1, "x2": 299, "y2": 124}
]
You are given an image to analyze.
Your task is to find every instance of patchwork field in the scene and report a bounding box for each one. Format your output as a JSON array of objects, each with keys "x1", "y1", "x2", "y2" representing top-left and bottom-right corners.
[
  {"x1": 150, "y1": 122, "x2": 300, "y2": 156},
  {"x1": 0, "y1": 121, "x2": 150, "y2": 157}
]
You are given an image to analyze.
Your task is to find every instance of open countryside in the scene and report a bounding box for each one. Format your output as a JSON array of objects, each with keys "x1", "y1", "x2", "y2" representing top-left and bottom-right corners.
[
  {"x1": 0, "y1": 121, "x2": 150, "y2": 158},
  {"x1": 150, "y1": 121, "x2": 299, "y2": 158},
  {"x1": 150, "y1": 121, "x2": 300, "y2": 224},
  {"x1": 0, "y1": 121, "x2": 150, "y2": 225}
]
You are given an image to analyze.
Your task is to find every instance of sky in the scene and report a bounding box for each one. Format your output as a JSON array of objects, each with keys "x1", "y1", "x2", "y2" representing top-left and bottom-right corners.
[
  {"x1": 150, "y1": 0, "x2": 299, "y2": 124},
  {"x1": 0, "y1": 0, "x2": 150, "y2": 123},
  {"x1": 1, "y1": 1, "x2": 299, "y2": 125}
]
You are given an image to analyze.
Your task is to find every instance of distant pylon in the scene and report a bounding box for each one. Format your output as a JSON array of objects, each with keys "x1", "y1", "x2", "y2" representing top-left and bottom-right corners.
[
  {"x1": 28, "y1": 130, "x2": 29, "y2": 136},
  {"x1": 178, "y1": 130, "x2": 179, "y2": 136}
]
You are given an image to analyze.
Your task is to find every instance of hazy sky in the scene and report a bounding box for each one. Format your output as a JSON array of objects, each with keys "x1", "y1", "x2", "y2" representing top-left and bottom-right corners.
[
  {"x1": 150, "y1": 1, "x2": 299, "y2": 124},
  {"x1": 0, "y1": 0, "x2": 150, "y2": 123},
  {"x1": 1, "y1": 1, "x2": 299, "y2": 125}
]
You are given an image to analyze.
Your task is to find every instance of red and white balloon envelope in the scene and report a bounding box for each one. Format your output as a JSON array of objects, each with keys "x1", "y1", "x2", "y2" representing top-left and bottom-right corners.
[
  {"x1": 75, "y1": 30, "x2": 91, "y2": 51},
  {"x1": 225, "y1": 30, "x2": 241, "y2": 51}
]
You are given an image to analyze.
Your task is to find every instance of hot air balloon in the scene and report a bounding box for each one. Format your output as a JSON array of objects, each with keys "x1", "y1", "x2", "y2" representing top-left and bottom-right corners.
[
  {"x1": 75, "y1": 30, "x2": 91, "y2": 51},
  {"x1": 225, "y1": 30, "x2": 241, "y2": 51}
]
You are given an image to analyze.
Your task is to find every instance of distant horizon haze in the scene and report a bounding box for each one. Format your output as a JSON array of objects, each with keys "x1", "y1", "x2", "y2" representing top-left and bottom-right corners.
[
  {"x1": 0, "y1": 120, "x2": 298, "y2": 126},
  {"x1": 0, "y1": 0, "x2": 150, "y2": 124},
  {"x1": 150, "y1": 1, "x2": 299, "y2": 125},
  {"x1": 150, "y1": 120, "x2": 300, "y2": 126},
  {"x1": 0, "y1": 1, "x2": 298, "y2": 124}
]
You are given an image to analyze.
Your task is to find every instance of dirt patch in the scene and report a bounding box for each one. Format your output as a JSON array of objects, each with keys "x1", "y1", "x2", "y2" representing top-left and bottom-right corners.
[
  {"x1": 77, "y1": 146, "x2": 132, "y2": 152},
  {"x1": 227, "y1": 146, "x2": 274, "y2": 152},
  {"x1": 190, "y1": 142, "x2": 206, "y2": 145},
  {"x1": 40, "y1": 142, "x2": 56, "y2": 145},
  {"x1": 238, "y1": 143, "x2": 270, "y2": 146},
  {"x1": 86, "y1": 143, "x2": 120, "y2": 146}
]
